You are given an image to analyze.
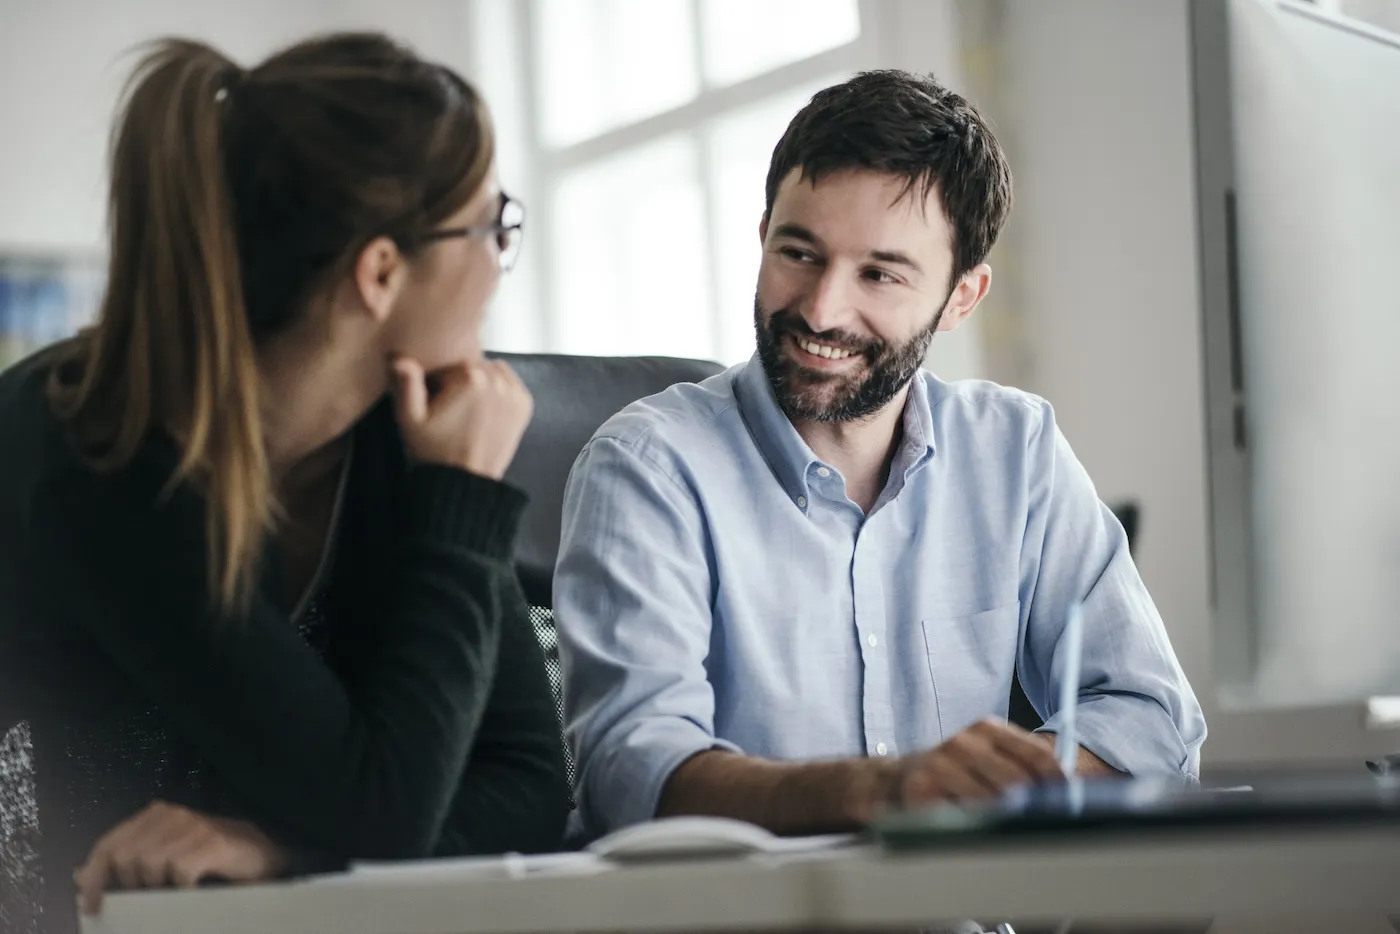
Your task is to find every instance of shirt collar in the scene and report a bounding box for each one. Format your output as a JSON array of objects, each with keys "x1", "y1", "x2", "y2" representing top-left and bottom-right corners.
[
  {"x1": 734, "y1": 355, "x2": 938, "y2": 505},
  {"x1": 735, "y1": 355, "x2": 820, "y2": 503},
  {"x1": 897, "y1": 368, "x2": 937, "y2": 474}
]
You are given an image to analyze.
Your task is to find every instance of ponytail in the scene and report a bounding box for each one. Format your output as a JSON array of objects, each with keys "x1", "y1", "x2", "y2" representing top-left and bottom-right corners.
[
  {"x1": 50, "y1": 31, "x2": 498, "y2": 611},
  {"x1": 50, "y1": 39, "x2": 270, "y2": 611}
]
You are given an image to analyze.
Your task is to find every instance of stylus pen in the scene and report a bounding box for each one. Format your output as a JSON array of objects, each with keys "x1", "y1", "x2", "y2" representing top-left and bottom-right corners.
[{"x1": 1055, "y1": 601, "x2": 1084, "y2": 776}]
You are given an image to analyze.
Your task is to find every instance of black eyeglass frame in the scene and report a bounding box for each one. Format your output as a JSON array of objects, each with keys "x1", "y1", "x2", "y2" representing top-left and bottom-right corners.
[{"x1": 416, "y1": 192, "x2": 525, "y2": 271}]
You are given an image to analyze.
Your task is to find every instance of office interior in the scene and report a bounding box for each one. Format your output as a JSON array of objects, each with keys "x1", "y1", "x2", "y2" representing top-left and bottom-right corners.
[{"x1": 2, "y1": 0, "x2": 1398, "y2": 932}]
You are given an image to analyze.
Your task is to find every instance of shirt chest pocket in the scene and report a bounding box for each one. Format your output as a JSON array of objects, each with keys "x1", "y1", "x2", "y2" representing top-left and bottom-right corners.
[{"x1": 920, "y1": 602, "x2": 1022, "y2": 739}]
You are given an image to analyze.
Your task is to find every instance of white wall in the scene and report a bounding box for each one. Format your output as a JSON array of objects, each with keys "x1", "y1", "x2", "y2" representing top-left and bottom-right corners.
[
  {"x1": 0, "y1": 0, "x2": 475, "y2": 254},
  {"x1": 969, "y1": 0, "x2": 1398, "y2": 767},
  {"x1": 990, "y1": 0, "x2": 1213, "y2": 693}
]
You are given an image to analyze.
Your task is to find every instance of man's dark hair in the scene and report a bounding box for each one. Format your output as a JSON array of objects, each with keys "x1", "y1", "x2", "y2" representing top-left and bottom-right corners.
[{"x1": 764, "y1": 70, "x2": 1013, "y2": 283}]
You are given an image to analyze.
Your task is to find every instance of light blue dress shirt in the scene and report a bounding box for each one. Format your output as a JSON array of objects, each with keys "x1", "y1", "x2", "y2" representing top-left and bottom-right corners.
[{"x1": 555, "y1": 356, "x2": 1206, "y2": 836}]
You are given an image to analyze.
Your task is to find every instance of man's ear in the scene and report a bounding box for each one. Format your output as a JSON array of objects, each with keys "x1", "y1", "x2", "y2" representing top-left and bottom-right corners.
[
  {"x1": 352, "y1": 236, "x2": 409, "y2": 324},
  {"x1": 937, "y1": 263, "x2": 993, "y2": 332},
  {"x1": 758, "y1": 215, "x2": 768, "y2": 246}
]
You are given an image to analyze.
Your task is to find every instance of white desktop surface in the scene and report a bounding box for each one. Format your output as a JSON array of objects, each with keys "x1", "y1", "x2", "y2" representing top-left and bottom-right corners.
[{"x1": 77, "y1": 822, "x2": 1400, "y2": 934}]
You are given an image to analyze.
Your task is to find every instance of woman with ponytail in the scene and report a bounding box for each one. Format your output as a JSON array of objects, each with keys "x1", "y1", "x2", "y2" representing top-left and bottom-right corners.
[{"x1": 0, "y1": 33, "x2": 569, "y2": 929}]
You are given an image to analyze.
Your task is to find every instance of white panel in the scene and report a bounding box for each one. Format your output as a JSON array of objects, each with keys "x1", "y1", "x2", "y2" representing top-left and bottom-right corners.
[
  {"x1": 1229, "y1": 0, "x2": 1400, "y2": 704},
  {"x1": 0, "y1": 0, "x2": 477, "y2": 253},
  {"x1": 994, "y1": 0, "x2": 1211, "y2": 694}
]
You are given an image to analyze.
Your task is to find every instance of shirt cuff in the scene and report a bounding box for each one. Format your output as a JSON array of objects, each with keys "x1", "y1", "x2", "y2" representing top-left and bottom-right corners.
[
  {"x1": 1035, "y1": 693, "x2": 1201, "y2": 780},
  {"x1": 579, "y1": 718, "x2": 743, "y2": 838}
]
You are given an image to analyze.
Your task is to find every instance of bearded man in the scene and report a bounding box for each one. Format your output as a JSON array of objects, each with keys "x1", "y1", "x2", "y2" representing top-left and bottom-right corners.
[{"x1": 553, "y1": 70, "x2": 1205, "y2": 841}]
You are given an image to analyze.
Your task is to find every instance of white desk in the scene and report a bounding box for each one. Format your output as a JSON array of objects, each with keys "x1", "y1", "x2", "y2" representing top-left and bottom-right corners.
[{"x1": 81, "y1": 822, "x2": 1400, "y2": 934}]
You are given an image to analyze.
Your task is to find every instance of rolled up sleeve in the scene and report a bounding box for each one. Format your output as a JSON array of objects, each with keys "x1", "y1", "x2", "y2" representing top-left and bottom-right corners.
[
  {"x1": 554, "y1": 436, "x2": 739, "y2": 837},
  {"x1": 1017, "y1": 404, "x2": 1207, "y2": 778}
]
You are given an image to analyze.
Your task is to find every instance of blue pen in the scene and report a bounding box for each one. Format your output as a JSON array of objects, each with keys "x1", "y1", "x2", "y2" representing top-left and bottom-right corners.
[{"x1": 1055, "y1": 601, "x2": 1084, "y2": 776}]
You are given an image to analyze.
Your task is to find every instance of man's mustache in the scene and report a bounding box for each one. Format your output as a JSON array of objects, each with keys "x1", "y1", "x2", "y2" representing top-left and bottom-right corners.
[{"x1": 768, "y1": 312, "x2": 882, "y2": 358}]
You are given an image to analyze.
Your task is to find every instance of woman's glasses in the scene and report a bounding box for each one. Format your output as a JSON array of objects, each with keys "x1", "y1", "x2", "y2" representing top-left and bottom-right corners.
[{"x1": 418, "y1": 192, "x2": 525, "y2": 271}]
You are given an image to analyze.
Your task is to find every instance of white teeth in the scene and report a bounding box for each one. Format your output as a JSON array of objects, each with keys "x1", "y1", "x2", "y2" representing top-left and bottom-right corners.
[{"x1": 800, "y1": 339, "x2": 852, "y2": 360}]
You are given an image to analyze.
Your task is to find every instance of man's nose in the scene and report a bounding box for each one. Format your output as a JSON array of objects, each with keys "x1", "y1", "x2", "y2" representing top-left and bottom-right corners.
[{"x1": 799, "y1": 267, "x2": 857, "y2": 337}]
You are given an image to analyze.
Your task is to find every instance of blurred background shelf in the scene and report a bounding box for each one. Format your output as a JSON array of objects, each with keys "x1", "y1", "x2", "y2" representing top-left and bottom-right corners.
[{"x1": 0, "y1": 252, "x2": 104, "y2": 371}]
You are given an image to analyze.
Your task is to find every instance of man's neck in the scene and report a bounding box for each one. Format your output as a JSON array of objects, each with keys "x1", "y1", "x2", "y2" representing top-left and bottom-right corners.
[{"x1": 791, "y1": 384, "x2": 910, "y2": 514}]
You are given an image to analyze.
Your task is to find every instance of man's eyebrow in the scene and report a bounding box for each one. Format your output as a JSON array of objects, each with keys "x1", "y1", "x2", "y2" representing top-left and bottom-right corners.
[
  {"x1": 869, "y1": 249, "x2": 923, "y2": 274},
  {"x1": 770, "y1": 223, "x2": 820, "y2": 245},
  {"x1": 772, "y1": 223, "x2": 923, "y2": 275}
]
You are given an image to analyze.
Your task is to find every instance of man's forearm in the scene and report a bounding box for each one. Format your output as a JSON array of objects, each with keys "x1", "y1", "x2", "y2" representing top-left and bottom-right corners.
[{"x1": 656, "y1": 750, "x2": 899, "y2": 835}]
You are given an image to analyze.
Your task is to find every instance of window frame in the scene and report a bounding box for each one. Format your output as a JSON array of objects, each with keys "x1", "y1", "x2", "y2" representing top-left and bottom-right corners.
[{"x1": 510, "y1": 0, "x2": 880, "y2": 360}]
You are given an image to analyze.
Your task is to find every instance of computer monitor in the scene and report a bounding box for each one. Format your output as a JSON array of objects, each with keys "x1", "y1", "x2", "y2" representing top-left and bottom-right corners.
[{"x1": 1194, "y1": 0, "x2": 1400, "y2": 709}]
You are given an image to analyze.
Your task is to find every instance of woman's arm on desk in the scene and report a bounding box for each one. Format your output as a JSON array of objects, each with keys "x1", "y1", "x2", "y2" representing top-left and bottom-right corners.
[
  {"x1": 434, "y1": 578, "x2": 572, "y2": 857},
  {"x1": 72, "y1": 576, "x2": 571, "y2": 913},
  {"x1": 34, "y1": 453, "x2": 521, "y2": 860}
]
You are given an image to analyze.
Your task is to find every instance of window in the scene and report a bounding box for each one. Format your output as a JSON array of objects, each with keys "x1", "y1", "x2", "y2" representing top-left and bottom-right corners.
[
  {"x1": 697, "y1": 0, "x2": 860, "y2": 86},
  {"x1": 549, "y1": 133, "x2": 709, "y2": 356},
  {"x1": 1299, "y1": 0, "x2": 1400, "y2": 35},
  {"x1": 483, "y1": 0, "x2": 870, "y2": 364},
  {"x1": 535, "y1": 0, "x2": 700, "y2": 147}
]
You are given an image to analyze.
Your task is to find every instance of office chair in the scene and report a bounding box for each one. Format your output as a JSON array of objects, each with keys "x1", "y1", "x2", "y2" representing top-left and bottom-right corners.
[{"x1": 489, "y1": 352, "x2": 727, "y2": 788}]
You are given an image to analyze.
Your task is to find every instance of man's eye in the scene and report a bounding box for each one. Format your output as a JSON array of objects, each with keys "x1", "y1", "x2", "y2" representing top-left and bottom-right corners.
[{"x1": 864, "y1": 268, "x2": 899, "y2": 284}]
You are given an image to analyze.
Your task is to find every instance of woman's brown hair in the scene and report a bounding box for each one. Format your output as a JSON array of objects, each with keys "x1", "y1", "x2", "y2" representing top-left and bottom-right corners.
[{"x1": 47, "y1": 33, "x2": 495, "y2": 610}]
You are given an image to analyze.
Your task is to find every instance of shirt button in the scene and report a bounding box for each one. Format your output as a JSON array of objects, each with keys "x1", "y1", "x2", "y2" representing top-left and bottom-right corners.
[
  {"x1": 796, "y1": 495, "x2": 807, "y2": 508},
  {"x1": 876, "y1": 742, "x2": 888, "y2": 756},
  {"x1": 816, "y1": 466, "x2": 831, "y2": 478},
  {"x1": 867, "y1": 634, "x2": 878, "y2": 648}
]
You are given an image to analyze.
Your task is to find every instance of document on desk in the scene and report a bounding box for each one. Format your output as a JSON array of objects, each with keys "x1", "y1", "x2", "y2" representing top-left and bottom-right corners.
[
  {"x1": 311, "y1": 851, "x2": 613, "y2": 885},
  {"x1": 756, "y1": 832, "x2": 859, "y2": 854},
  {"x1": 313, "y1": 832, "x2": 861, "y2": 886}
]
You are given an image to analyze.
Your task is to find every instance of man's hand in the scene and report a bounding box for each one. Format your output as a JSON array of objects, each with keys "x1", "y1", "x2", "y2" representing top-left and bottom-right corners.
[
  {"x1": 74, "y1": 801, "x2": 288, "y2": 915},
  {"x1": 894, "y1": 717, "x2": 1066, "y2": 807},
  {"x1": 657, "y1": 719, "x2": 1107, "y2": 835}
]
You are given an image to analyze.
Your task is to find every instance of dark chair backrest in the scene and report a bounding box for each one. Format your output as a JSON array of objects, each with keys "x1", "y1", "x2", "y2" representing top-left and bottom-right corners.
[
  {"x1": 487, "y1": 353, "x2": 727, "y2": 790},
  {"x1": 490, "y1": 353, "x2": 727, "y2": 608}
]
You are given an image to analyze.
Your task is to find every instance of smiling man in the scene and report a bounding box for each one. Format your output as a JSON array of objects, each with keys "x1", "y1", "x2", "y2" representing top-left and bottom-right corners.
[{"x1": 554, "y1": 70, "x2": 1205, "y2": 839}]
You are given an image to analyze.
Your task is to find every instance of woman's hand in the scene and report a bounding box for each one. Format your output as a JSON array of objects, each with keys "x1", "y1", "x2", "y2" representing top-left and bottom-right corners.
[
  {"x1": 73, "y1": 801, "x2": 289, "y2": 915},
  {"x1": 391, "y1": 357, "x2": 533, "y2": 480}
]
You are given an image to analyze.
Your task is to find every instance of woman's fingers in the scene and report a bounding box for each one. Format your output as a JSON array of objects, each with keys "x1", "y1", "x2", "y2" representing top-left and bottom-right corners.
[{"x1": 74, "y1": 802, "x2": 289, "y2": 915}]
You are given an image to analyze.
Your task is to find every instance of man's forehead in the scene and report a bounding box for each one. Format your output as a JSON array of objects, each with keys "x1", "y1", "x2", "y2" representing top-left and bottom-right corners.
[{"x1": 771, "y1": 168, "x2": 950, "y2": 245}]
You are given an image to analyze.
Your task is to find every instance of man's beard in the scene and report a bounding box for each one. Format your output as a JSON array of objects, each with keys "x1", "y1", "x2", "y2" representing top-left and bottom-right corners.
[{"x1": 753, "y1": 294, "x2": 945, "y2": 423}]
